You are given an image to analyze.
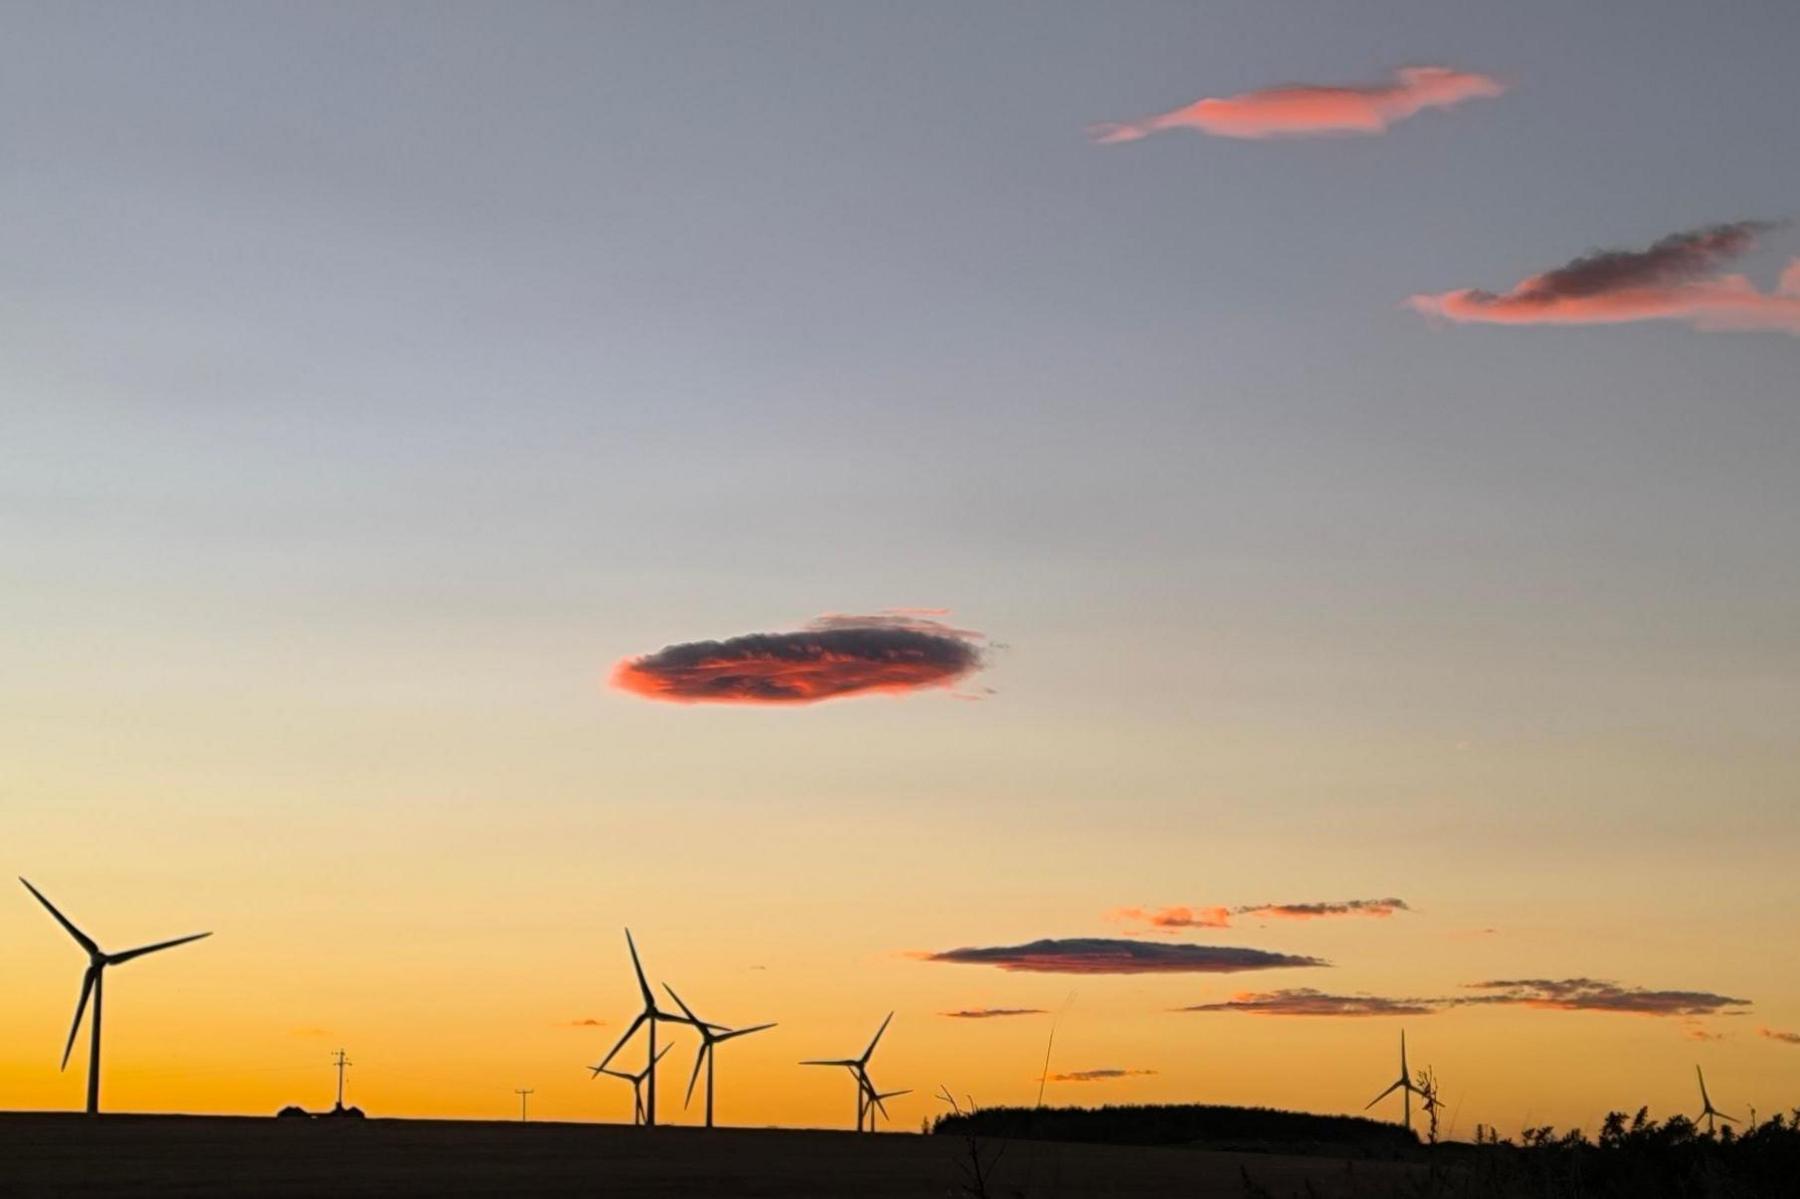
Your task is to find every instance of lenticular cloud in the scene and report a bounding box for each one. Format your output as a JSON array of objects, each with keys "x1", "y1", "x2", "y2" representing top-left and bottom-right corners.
[
  {"x1": 1408, "y1": 221, "x2": 1800, "y2": 334},
  {"x1": 612, "y1": 611, "x2": 986, "y2": 705},
  {"x1": 1091, "y1": 66, "x2": 1503, "y2": 143}
]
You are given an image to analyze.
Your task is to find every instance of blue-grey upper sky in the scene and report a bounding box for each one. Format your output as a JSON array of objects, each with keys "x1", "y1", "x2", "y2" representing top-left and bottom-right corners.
[{"x1": 3, "y1": 0, "x2": 1798, "y2": 1127}]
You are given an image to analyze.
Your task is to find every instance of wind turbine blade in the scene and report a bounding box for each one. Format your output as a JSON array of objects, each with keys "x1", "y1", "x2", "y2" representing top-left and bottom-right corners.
[
  {"x1": 1366, "y1": 1080, "x2": 1402, "y2": 1109},
  {"x1": 625, "y1": 929, "x2": 654, "y2": 1007},
  {"x1": 597, "y1": 1012, "x2": 648, "y2": 1071},
  {"x1": 717, "y1": 1022, "x2": 776, "y2": 1042},
  {"x1": 662, "y1": 983, "x2": 706, "y2": 1033},
  {"x1": 685, "y1": 1044, "x2": 707, "y2": 1108},
  {"x1": 653, "y1": 1043, "x2": 674, "y2": 1066},
  {"x1": 867, "y1": 1085, "x2": 891, "y2": 1119},
  {"x1": 20, "y1": 879, "x2": 99, "y2": 955},
  {"x1": 801, "y1": 1058, "x2": 856, "y2": 1067},
  {"x1": 62, "y1": 966, "x2": 99, "y2": 1070},
  {"x1": 108, "y1": 931, "x2": 211, "y2": 965},
  {"x1": 860, "y1": 1012, "x2": 894, "y2": 1063},
  {"x1": 1399, "y1": 1029, "x2": 1408, "y2": 1077}
]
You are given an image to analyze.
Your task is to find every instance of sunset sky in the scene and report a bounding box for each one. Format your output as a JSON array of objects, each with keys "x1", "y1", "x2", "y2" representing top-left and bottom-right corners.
[{"x1": 4, "y1": 2, "x2": 1798, "y2": 1135}]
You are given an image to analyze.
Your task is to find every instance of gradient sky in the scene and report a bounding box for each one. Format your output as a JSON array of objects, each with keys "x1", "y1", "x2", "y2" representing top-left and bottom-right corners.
[{"x1": 4, "y1": 2, "x2": 1798, "y2": 1134}]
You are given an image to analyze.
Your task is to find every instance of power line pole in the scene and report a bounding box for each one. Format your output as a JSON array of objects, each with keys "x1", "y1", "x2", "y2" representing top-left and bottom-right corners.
[
  {"x1": 515, "y1": 1088, "x2": 534, "y2": 1122},
  {"x1": 332, "y1": 1049, "x2": 352, "y2": 1110}
]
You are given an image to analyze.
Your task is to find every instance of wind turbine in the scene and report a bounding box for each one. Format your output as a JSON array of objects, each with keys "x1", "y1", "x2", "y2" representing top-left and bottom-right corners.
[
  {"x1": 1695, "y1": 1065, "x2": 1738, "y2": 1135},
  {"x1": 861, "y1": 1083, "x2": 912, "y2": 1131},
  {"x1": 662, "y1": 983, "x2": 775, "y2": 1129},
  {"x1": 594, "y1": 1043, "x2": 672, "y2": 1126},
  {"x1": 19, "y1": 878, "x2": 211, "y2": 1116},
  {"x1": 1364, "y1": 1029, "x2": 1422, "y2": 1133},
  {"x1": 802, "y1": 1012, "x2": 894, "y2": 1132},
  {"x1": 593, "y1": 930, "x2": 710, "y2": 1127}
]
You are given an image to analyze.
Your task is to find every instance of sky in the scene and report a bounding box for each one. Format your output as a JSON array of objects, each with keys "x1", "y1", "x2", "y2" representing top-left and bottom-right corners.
[{"x1": 3, "y1": 1, "x2": 1798, "y2": 1134}]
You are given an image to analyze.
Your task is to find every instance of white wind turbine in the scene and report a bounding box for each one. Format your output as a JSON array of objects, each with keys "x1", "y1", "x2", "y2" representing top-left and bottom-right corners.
[{"x1": 20, "y1": 878, "x2": 211, "y2": 1115}]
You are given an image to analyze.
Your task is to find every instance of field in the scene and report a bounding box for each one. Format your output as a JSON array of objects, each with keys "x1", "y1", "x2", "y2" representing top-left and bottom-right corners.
[{"x1": 0, "y1": 1113, "x2": 1419, "y2": 1197}]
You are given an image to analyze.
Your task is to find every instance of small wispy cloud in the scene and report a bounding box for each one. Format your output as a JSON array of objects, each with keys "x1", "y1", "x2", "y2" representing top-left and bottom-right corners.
[
  {"x1": 612, "y1": 611, "x2": 986, "y2": 705},
  {"x1": 1760, "y1": 1027, "x2": 1800, "y2": 1045},
  {"x1": 942, "y1": 1008, "x2": 1048, "y2": 1019},
  {"x1": 1091, "y1": 66, "x2": 1503, "y2": 143},
  {"x1": 1683, "y1": 1022, "x2": 1727, "y2": 1042},
  {"x1": 1113, "y1": 898, "x2": 1409, "y2": 933},
  {"x1": 924, "y1": 938, "x2": 1327, "y2": 975},
  {"x1": 1179, "y1": 988, "x2": 1438, "y2": 1018},
  {"x1": 1460, "y1": 978, "x2": 1750, "y2": 1018},
  {"x1": 1408, "y1": 221, "x2": 1800, "y2": 334},
  {"x1": 566, "y1": 1017, "x2": 608, "y2": 1028},
  {"x1": 1045, "y1": 1068, "x2": 1158, "y2": 1083}
]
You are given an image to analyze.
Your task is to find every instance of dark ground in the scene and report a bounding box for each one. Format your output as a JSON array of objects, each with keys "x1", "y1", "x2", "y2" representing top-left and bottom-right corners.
[{"x1": 0, "y1": 1112, "x2": 1420, "y2": 1197}]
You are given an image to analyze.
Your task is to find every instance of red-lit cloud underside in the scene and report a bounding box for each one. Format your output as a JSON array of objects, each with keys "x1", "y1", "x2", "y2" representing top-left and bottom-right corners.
[
  {"x1": 1180, "y1": 979, "x2": 1750, "y2": 1019},
  {"x1": 1046, "y1": 1069, "x2": 1157, "y2": 1083},
  {"x1": 612, "y1": 612, "x2": 984, "y2": 705},
  {"x1": 1092, "y1": 66, "x2": 1502, "y2": 143},
  {"x1": 925, "y1": 938, "x2": 1326, "y2": 975},
  {"x1": 1410, "y1": 221, "x2": 1800, "y2": 333}
]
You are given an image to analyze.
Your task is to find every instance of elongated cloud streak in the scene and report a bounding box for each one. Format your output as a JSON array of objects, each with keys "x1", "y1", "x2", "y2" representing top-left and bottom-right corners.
[
  {"x1": 925, "y1": 938, "x2": 1326, "y2": 975},
  {"x1": 1045, "y1": 1068, "x2": 1157, "y2": 1082},
  {"x1": 1460, "y1": 978, "x2": 1750, "y2": 1018},
  {"x1": 942, "y1": 1008, "x2": 1047, "y2": 1019},
  {"x1": 1114, "y1": 898, "x2": 1409, "y2": 933},
  {"x1": 612, "y1": 611, "x2": 985, "y2": 705},
  {"x1": 1409, "y1": 221, "x2": 1800, "y2": 333},
  {"x1": 1092, "y1": 66, "x2": 1503, "y2": 143},
  {"x1": 1180, "y1": 989, "x2": 1437, "y2": 1017},
  {"x1": 1240, "y1": 898, "x2": 1411, "y2": 921},
  {"x1": 1760, "y1": 1027, "x2": 1800, "y2": 1045}
]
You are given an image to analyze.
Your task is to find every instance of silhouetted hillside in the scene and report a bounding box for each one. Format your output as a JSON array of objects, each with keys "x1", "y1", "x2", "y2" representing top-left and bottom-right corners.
[{"x1": 933, "y1": 1102, "x2": 1417, "y2": 1156}]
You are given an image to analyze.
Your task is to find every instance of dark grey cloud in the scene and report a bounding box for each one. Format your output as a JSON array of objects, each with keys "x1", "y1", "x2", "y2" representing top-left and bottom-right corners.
[{"x1": 924, "y1": 938, "x2": 1326, "y2": 975}]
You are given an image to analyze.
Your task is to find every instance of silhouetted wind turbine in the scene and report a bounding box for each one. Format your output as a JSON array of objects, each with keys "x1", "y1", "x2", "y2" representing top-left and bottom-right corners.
[
  {"x1": 662, "y1": 983, "x2": 774, "y2": 1129},
  {"x1": 1695, "y1": 1065, "x2": 1737, "y2": 1135},
  {"x1": 1364, "y1": 1029, "x2": 1422, "y2": 1133},
  {"x1": 862, "y1": 1083, "x2": 912, "y2": 1131},
  {"x1": 595, "y1": 1043, "x2": 672, "y2": 1126},
  {"x1": 20, "y1": 878, "x2": 210, "y2": 1116},
  {"x1": 594, "y1": 930, "x2": 710, "y2": 1127},
  {"x1": 802, "y1": 1012, "x2": 893, "y2": 1132}
]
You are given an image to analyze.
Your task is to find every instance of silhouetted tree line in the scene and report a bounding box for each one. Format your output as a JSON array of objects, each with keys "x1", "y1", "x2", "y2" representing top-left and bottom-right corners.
[
  {"x1": 1237, "y1": 1108, "x2": 1800, "y2": 1199},
  {"x1": 932, "y1": 1102, "x2": 1417, "y2": 1155}
]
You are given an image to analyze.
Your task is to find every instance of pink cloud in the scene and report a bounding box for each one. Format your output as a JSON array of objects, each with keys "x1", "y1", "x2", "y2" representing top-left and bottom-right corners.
[
  {"x1": 1092, "y1": 66, "x2": 1503, "y2": 143},
  {"x1": 1409, "y1": 221, "x2": 1800, "y2": 334}
]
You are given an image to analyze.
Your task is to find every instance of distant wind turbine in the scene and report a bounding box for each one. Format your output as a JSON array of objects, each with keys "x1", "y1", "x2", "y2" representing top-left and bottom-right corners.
[
  {"x1": 861, "y1": 1083, "x2": 912, "y2": 1131},
  {"x1": 20, "y1": 878, "x2": 210, "y2": 1116},
  {"x1": 802, "y1": 1012, "x2": 894, "y2": 1132},
  {"x1": 593, "y1": 930, "x2": 710, "y2": 1127},
  {"x1": 1695, "y1": 1065, "x2": 1738, "y2": 1135},
  {"x1": 595, "y1": 1043, "x2": 672, "y2": 1126},
  {"x1": 1364, "y1": 1029, "x2": 1422, "y2": 1133},
  {"x1": 662, "y1": 983, "x2": 775, "y2": 1129}
]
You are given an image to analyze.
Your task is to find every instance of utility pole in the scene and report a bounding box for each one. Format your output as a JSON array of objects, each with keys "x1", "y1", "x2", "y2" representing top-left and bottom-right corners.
[
  {"x1": 332, "y1": 1049, "x2": 352, "y2": 1110},
  {"x1": 515, "y1": 1088, "x2": 534, "y2": 1122}
]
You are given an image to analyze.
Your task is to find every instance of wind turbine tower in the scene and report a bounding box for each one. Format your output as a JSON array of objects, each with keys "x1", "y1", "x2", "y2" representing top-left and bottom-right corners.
[
  {"x1": 1364, "y1": 1029, "x2": 1422, "y2": 1133},
  {"x1": 663, "y1": 983, "x2": 775, "y2": 1129},
  {"x1": 515, "y1": 1088, "x2": 534, "y2": 1122},
  {"x1": 20, "y1": 878, "x2": 211, "y2": 1116}
]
